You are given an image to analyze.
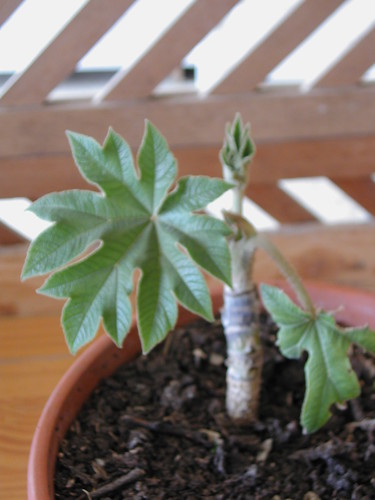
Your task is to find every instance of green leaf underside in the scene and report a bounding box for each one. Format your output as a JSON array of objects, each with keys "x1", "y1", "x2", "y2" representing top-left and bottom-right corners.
[
  {"x1": 22, "y1": 122, "x2": 232, "y2": 354},
  {"x1": 260, "y1": 284, "x2": 375, "y2": 433}
]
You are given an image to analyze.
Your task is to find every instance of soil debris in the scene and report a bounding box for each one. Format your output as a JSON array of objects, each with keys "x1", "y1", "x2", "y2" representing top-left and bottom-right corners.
[{"x1": 55, "y1": 316, "x2": 375, "y2": 498}]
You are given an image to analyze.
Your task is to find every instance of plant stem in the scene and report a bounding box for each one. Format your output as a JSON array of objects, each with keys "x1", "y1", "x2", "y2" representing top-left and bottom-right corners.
[
  {"x1": 222, "y1": 281, "x2": 262, "y2": 423},
  {"x1": 220, "y1": 114, "x2": 261, "y2": 424},
  {"x1": 221, "y1": 234, "x2": 263, "y2": 423},
  {"x1": 255, "y1": 235, "x2": 316, "y2": 317},
  {"x1": 232, "y1": 184, "x2": 244, "y2": 215}
]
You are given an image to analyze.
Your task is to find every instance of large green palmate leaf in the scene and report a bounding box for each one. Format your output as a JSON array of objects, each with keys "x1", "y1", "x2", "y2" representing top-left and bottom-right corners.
[
  {"x1": 22, "y1": 122, "x2": 232, "y2": 354},
  {"x1": 260, "y1": 284, "x2": 375, "y2": 433}
]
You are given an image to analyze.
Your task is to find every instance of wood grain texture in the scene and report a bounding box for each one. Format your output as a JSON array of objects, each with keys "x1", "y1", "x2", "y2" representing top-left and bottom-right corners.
[
  {"x1": 0, "y1": 314, "x2": 76, "y2": 499},
  {"x1": 1, "y1": 87, "x2": 375, "y2": 156},
  {"x1": 0, "y1": 244, "x2": 60, "y2": 317},
  {"x1": 99, "y1": 0, "x2": 238, "y2": 100},
  {"x1": 0, "y1": 153, "x2": 87, "y2": 200},
  {"x1": 1, "y1": 136, "x2": 375, "y2": 200},
  {"x1": 0, "y1": 0, "x2": 134, "y2": 106},
  {"x1": 254, "y1": 223, "x2": 375, "y2": 292},
  {"x1": 213, "y1": 0, "x2": 346, "y2": 94}
]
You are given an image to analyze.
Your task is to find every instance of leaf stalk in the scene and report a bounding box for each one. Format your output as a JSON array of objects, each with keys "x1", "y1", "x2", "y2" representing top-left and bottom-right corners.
[{"x1": 255, "y1": 235, "x2": 316, "y2": 317}]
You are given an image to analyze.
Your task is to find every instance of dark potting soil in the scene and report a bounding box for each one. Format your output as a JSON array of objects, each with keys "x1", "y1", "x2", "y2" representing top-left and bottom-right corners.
[{"x1": 54, "y1": 315, "x2": 375, "y2": 499}]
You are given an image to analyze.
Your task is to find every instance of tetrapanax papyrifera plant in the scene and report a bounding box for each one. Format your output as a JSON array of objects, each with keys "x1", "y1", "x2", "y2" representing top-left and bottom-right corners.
[
  {"x1": 219, "y1": 114, "x2": 263, "y2": 424},
  {"x1": 221, "y1": 114, "x2": 375, "y2": 433},
  {"x1": 22, "y1": 117, "x2": 375, "y2": 434}
]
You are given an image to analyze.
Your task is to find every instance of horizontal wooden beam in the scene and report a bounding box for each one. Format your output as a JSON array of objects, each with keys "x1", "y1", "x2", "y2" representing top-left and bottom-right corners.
[
  {"x1": 0, "y1": 154, "x2": 88, "y2": 200},
  {"x1": 1, "y1": 87, "x2": 375, "y2": 156},
  {"x1": 251, "y1": 135, "x2": 375, "y2": 183},
  {"x1": 1, "y1": 135, "x2": 375, "y2": 200}
]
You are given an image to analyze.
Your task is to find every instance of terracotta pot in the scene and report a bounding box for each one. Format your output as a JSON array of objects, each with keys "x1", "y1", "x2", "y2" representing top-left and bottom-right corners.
[{"x1": 27, "y1": 281, "x2": 375, "y2": 499}]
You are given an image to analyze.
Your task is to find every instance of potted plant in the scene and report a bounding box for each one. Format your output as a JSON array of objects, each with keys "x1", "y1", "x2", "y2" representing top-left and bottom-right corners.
[{"x1": 23, "y1": 116, "x2": 375, "y2": 498}]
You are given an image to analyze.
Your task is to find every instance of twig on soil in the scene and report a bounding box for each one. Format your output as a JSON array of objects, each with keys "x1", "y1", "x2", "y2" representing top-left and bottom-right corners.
[
  {"x1": 121, "y1": 414, "x2": 227, "y2": 474},
  {"x1": 346, "y1": 418, "x2": 375, "y2": 433},
  {"x1": 213, "y1": 440, "x2": 226, "y2": 475},
  {"x1": 86, "y1": 468, "x2": 145, "y2": 498},
  {"x1": 121, "y1": 414, "x2": 213, "y2": 447},
  {"x1": 256, "y1": 438, "x2": 273, "y2": 463},
  {"x1": 201, "y1": 429, "x2": 227, "y2": 475},
  {"x1": 290, "y1": 439, "x2": 355, "y2": 462}
]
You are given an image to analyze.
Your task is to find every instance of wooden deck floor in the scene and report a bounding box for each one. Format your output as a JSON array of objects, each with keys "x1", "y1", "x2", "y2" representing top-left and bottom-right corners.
[{"x1": 1, "y1": 223, "x2": 374, "y2": 499}]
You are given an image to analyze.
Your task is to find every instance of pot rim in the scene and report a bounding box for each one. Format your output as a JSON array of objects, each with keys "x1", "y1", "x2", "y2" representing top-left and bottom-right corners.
[{"x1": 27, "y1": 280, "x2": 375, "y2": 499}]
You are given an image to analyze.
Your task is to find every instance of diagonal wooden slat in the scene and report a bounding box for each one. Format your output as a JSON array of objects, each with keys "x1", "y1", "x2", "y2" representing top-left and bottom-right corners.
[
  {"x1": 246, "y1": 183, "x2": 317, "y2": 224},
  {"x1": 98, "y1": 0, "x2": 239, "y2": 101},
  {"x1": 331, "y1": 176, "x2": 375, "y2": 216},
  {"x1": 0, "y1": 0, "x2": 23, "y2": 27},
  {"x1": 0, "y1": 222, "x2": 25, "y2": 245},
  {"x1": 315, "y1": 27, "x2": 375, "y2": 88},
  {"x1": 213, "y1": 0, "x2": 346, "y2": 94},
  {"x1": 0, "y1": 0, "x2": 135, "y2": 106}
]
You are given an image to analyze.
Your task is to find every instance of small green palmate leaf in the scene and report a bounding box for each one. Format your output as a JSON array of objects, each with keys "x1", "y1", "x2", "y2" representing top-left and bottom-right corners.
[
  {"x1": 260, "y1": 284, "x2": 375, "y2": 433},
  {"x1": 23, "y1": 121, "x2": 232, "y2": 354}
]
